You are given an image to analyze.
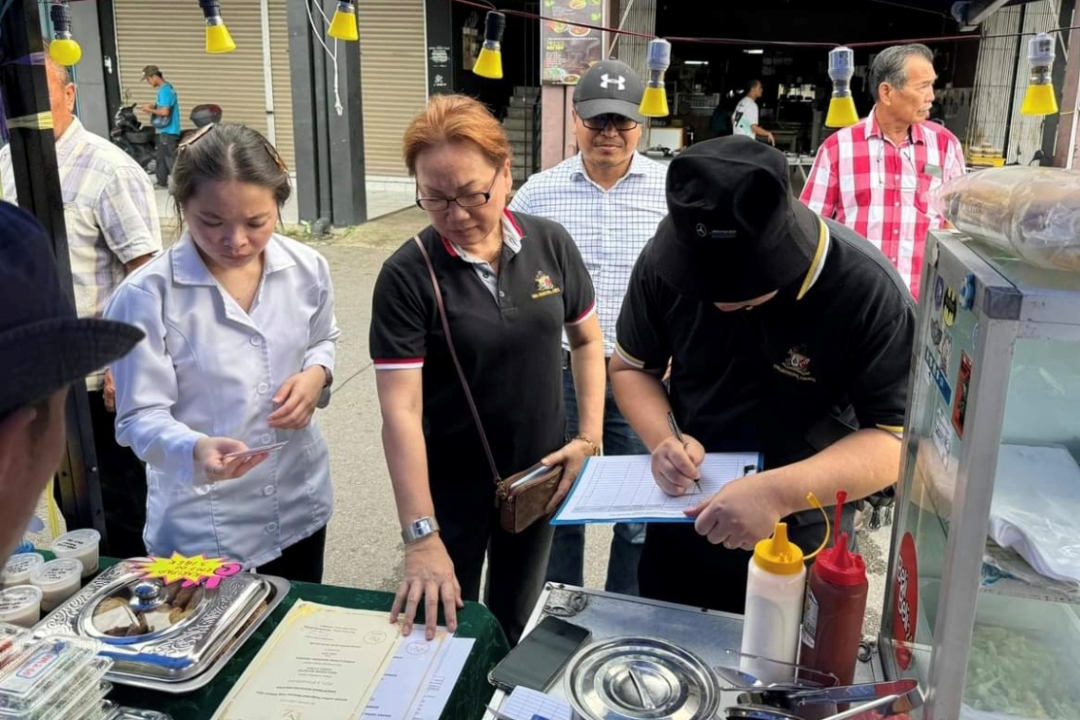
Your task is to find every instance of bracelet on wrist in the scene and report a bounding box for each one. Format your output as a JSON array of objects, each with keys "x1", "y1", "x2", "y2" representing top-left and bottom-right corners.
[{"x1": 574, "y1": 433, "x2": 601, "y2": 456}]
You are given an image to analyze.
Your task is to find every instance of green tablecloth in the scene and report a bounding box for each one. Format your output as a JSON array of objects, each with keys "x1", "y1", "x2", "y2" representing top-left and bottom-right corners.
[{"x1": 74, "y1": 558, "x2": 509, "y2": 720}]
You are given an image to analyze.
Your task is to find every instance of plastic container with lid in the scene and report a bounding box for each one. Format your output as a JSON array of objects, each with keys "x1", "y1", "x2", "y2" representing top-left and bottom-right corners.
[
  {"x1": 740, "y1": 494, "x2": 828, "y2": 685},
  {"x1": 51, "y1": 529, "x2": 101, "y2": 578},
  {"x1": 0, "y1": 587, "x2": 43, "y2": 629},
  {"x1": 0, "y1": 636, "x2": 104, "y2": 717},
  {"x1": 30, "y1": 559, "x2": 84, "y2": 614},
  {"x1": 799, "y1": 491, "x2": 868, "y2": 688},
  {"x1": 1, "y1": 554, "x2": 44, "y2": 589}
]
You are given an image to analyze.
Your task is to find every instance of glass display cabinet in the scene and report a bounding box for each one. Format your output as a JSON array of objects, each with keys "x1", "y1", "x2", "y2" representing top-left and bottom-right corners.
[{"x1": 880, "y1": 229, "x2": 1080, "y2": 720}]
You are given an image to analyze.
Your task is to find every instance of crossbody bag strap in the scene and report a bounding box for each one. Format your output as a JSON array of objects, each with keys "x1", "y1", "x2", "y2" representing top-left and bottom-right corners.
[{"x1": 413, "y1": 235, "x2": 502, "y2": 485}]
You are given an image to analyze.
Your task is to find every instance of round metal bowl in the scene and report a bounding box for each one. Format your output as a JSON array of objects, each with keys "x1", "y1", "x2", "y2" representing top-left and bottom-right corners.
[{"x1": 563, "y1": 636, "x2": 720, "y2": 720}]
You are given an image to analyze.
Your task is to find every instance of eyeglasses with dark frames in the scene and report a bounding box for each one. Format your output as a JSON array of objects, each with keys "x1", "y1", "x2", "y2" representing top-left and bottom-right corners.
[
  {"x1": 416, "y1": 169, "x2": 501, "y2": 212},
  {"x1": 581, "y1": 114, "x2": 640, "y2": 132}
]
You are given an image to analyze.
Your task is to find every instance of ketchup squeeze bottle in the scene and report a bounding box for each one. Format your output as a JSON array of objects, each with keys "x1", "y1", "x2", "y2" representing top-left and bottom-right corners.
[{"x1": 799, "y1": 491, "x2": 868, "y2": 687}]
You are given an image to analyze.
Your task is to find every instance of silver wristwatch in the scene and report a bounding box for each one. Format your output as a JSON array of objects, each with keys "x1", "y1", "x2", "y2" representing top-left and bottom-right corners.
[{"x1": 401, "y1": 516, "x2": 440, "y2": 545}]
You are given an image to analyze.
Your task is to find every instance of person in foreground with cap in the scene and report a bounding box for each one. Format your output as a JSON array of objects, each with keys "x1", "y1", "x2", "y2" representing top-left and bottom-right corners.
[
  {"x1": 0, "y1": 201, "x2": 143, "y2": 566},
  {"x1": 510, "y1": 59, "x2": 667, "y2": 596},
  {"x1": 139, "y1": 65, "x2": 182, "y2": 188},
  {"x1": 609, "y1": 136, "x2": 915, "y2": 612}
]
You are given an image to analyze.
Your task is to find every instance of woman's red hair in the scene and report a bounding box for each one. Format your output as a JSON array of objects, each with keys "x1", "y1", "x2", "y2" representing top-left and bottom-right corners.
[{"x1": 402, "y1": 94, "x2": 513, "y2": 175}]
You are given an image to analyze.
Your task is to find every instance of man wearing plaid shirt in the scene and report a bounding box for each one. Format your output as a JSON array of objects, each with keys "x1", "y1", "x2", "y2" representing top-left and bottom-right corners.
[
  {"x1": 800, "y1": 44, "x2": 965, "y2": 301},
  {"x1": 510, "y1": 59, "x2": 667, "y2": 595},
  {"x1": 1, "y1": 55, "x2": 161, "y2": 557}
]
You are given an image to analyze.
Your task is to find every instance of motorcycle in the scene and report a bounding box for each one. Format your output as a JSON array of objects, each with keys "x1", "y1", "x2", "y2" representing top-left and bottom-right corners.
[
  {"x1": 110, "y1": 104, "x2": 157, "y2": 174},
  {"x1": 110, "y1": 103, "x2": 224, "y2": 176}
]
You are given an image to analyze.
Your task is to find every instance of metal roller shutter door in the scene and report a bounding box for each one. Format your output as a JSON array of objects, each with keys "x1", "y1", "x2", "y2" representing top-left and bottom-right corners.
[
  {"x1": 268, "y1": 0, "x2": 296, "y2": 171},
  {"x1": 113, "y1": 0, "x2": 270, "y2": 147},
  {"x1": 359, "y1": 0, "x2": 428, "y2": 178}
]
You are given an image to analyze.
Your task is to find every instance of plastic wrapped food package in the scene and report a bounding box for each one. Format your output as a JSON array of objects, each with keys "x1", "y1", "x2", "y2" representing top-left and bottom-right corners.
[
  {"x1": 0, "y1": 636, "x2": 109, "y2": 718},
  {"x1": 928, "y1": 167, "x2": 1080, "y2": 272}
]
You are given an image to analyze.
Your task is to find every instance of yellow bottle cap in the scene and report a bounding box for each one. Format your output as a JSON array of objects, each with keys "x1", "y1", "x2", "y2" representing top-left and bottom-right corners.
[{"x1": 752, "y1": 522, "x2": 805, "y2": 576}]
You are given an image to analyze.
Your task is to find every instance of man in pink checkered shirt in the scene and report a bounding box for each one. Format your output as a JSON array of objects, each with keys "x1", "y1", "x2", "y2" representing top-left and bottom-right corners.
[{"x1": 800, "y1": 44, "x2": 965, "y2": 301}]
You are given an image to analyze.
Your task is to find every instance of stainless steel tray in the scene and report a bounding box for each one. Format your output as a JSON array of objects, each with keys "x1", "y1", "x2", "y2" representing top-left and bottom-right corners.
[
  {"x1": 485, "y1": 585, "x2": 884, "y2": 719},
  {"x1": 34, "y1": 561, "x2": 290, "y2": 694}
]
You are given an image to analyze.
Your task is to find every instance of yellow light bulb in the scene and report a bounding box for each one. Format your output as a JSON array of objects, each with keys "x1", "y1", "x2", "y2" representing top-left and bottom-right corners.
[
  {"x1": 473, "y1": 47, "x2": 503, "y2": 79},
  {"x1": 639, "y1": 86, "x2": 669, "y2": 118},
  {"x1": 49, "y1": 38, "x2": 82, "y2": 66},
  {"x1": 206, "y1": 23, "x2": 236, "y2": 54},
  {"x1": 1021, "y1": 84, "x2": 1058, "y2": 116},
  {"x1": 328, "y1": 3, "x2": 359, "y2": 41},
  {"x1": 826, "y1": 96, "x2": 859, "y2": 128}
]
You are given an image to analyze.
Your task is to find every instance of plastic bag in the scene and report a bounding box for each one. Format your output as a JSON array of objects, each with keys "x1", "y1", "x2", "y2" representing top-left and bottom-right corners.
[{"x1": 928, "y1": 167, "x2": 1080, "y2": 272}]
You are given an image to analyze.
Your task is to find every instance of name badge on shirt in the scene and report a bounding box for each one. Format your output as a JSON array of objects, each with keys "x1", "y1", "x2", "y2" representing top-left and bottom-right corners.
[{"x1": 924, "y1": 163, "x2": 943, "y2": 179}]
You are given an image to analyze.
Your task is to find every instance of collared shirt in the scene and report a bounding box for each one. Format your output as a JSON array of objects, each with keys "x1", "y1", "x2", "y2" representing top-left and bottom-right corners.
[
  {"x1": 0, "y1": 117, "x2": 162, "y2": 390},
  {"x1": 104, "y1": 233, "x2": 339, "y2": 567},
  {"x1": 799, "y1": 110, "x2": 965, "y2": 301},
  {"x1": 509, "y1": 152, "x2": 667, "y2": 356},
  {"x1": 369, "y1": 210, "x2": 595, "y2": 483},
  {"x1": 442, "y1": 213, "x2": 524, "y2": 299}
]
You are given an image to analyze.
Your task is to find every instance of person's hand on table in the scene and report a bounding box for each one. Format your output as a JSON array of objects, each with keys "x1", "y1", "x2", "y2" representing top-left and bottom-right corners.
[
  {"x1": 103, "y1": 369, "x2": 117, "y2": 413},
  {"x1": 541, "y1": 437, "x2": 598, "y2": 513},
  {"x1": 193, "y1": 437, "x2": 269, "y2": 481},
  {"x1": 269, "y1": 367, "x2": 325, "y2": 430},
  {"x1": 684, "y1": 471, "x2": 787, "y2": 550},
  {"x1": 652, "y1": 434, "x2": 705, "y2": 496},
  {"x1": 392, "y1": 534, "x2": 463, "y2": 640}
]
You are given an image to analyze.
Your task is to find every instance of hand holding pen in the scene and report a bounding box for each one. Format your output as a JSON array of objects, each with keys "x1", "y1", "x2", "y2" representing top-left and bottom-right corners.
[{"x1": 651, "y1": 411, "x2": 704, "y2": 496}]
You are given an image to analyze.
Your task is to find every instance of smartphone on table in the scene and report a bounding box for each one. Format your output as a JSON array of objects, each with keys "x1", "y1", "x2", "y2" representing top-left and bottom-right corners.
[{"x1": 488, "y1": 616, "x2": 592, "y2": 692}]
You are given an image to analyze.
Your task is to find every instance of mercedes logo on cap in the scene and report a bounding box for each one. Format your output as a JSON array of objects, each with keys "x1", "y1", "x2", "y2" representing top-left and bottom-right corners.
[{"x1": 696, "y1": 223, "x2": 708, "y2": 238}]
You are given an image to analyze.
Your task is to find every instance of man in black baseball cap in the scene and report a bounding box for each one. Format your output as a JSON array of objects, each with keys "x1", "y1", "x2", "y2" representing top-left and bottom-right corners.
[
  {"x1": 0, "y1": 202, "x2": 143, "y2": 565},
  {"x1": 609, "y1": 136, "x2": 916, "y2": 612}
]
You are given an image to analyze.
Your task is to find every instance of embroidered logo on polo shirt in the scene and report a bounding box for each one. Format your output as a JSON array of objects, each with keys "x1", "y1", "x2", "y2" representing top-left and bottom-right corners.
[
  {"x1": 774, "y1": 345, "x2": 815, "y2": 382},
  {"x1": 532, "y1": 271, "x2": 562, "y2": 299}
]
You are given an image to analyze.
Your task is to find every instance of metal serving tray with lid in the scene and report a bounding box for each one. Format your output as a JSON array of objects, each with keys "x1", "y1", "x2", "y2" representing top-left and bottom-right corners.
[{"x1": 32, "y1": 559, "x2": 289, "y2": 693}]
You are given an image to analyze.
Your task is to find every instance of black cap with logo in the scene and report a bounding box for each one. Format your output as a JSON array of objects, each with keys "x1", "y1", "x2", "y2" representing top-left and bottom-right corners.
[
  {"x1": 572, "y1": 59, "x2": 645, "y2": 123},
  {"x1": 652, "y1": 136, "x2": 823, "y2": 303}
]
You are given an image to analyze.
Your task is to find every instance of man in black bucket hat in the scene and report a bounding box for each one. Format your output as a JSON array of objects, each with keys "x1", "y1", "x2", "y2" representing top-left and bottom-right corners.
[
  {"x1": 0, "y1": 201, "x2": 143, "y2": 565},
  {"x1": 609, "y1": 136, "x2": 916, "y2": 612}
]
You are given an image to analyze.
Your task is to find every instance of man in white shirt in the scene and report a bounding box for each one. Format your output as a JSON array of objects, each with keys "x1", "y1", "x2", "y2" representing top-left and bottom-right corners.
[
  {"x1": 732, "y1": 79, "x2": 775, "y2": 145},
  {"x1": 0, "y1": 54, "x2": 161, "y2": 558},
  {"x1": 510, "y1": 59, "x2": 668, "y2": 595}
]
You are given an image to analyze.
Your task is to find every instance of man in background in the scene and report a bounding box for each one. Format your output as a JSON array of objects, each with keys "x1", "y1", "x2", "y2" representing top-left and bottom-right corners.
[
  {"x1": 733, "y1": 80, "x2": 775, "y2": 146},
  {"x1": 0, "y1": 202, "x2": 143, "y2": 566},
  {"x1": 0, "y1": 54, "x2": 161, "y2": 557},
  {"x1": 510, "y1": 59, "x2": 668, "y2": 596},
  {"x1": 139, "y1": 65, "x2": 182, "y2": 188},
  {"x1": 800, "y1": 44, "x2": 965, "y2": 301}
]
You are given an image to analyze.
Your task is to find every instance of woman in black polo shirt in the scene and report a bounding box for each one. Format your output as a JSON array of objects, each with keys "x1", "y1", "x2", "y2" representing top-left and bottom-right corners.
[{"x1": 370, "y1": 94, "x2": 606, "y2": 644}]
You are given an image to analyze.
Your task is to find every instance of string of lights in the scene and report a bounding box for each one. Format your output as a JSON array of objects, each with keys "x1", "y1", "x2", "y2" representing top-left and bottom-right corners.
[{"x1": 15, "y1": 0, "x2": 1070, "y2": 124}]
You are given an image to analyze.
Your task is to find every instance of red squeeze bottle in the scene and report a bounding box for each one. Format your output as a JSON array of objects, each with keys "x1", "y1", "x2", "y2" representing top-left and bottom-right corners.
[{"x1": 799, "y1": 491, "x2": 868, "y2": 687}]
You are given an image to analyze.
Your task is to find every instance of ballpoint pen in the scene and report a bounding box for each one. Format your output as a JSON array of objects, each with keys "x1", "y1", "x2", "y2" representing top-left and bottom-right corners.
[{"x1": 666, "y1": 410, "x2": 702, "y2": 494}]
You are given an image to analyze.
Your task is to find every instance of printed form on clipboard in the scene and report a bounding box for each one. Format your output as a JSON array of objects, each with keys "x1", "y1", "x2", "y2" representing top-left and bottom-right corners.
[{"x1": 551, "y1": 452, "x2": 761, "y2": 524}]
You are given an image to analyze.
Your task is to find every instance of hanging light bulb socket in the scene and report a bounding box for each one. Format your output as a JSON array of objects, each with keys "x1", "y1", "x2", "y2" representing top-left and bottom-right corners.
[
  {"x1": 826, "y1": 46, "x2": 859, "y2": 128},
  {"x1": 1021, "y1": 32, "x2": 1058, "y2": 116},
  {"x1": 328, "y1": 0, "x2": 360, "y2": 42},
  {"x1": 200, "y1": 0, "x2": 237, "y2": 54},
  {"x1": 48, "y1": 1, "x2": 82, "y2": 66},
  {"x1": 639, "y1": 38, "x2": 672, "y2": 118},
  {"x1": 473, "y1": 11, "x2": 506, "y2": 79}
]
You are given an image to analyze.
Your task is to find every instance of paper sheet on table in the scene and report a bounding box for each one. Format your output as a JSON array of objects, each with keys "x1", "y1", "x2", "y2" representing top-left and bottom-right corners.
[
  {"x1": 211, "y1": 601, "x2": 400, "y2": 720},
  {"x1": 551, "y1": 452, "x2": 761, "y2": 524},
  {"x1": 499, "y1": 686, "x2": 573, "y2": 720},
  {"x1": 362, "y1": 627, "x2": 475, "y2": 720}
]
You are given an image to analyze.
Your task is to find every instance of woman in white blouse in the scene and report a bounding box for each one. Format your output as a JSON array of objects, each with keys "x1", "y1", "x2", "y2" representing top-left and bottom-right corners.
[{"x1": 105, "y1": 124, "x2": 339, "y2": 582}]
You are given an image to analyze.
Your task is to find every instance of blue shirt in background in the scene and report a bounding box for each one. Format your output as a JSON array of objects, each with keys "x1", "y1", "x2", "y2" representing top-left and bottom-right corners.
[{"x1": 155, "y1": 82, "x2": 182, "y2": 135}]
